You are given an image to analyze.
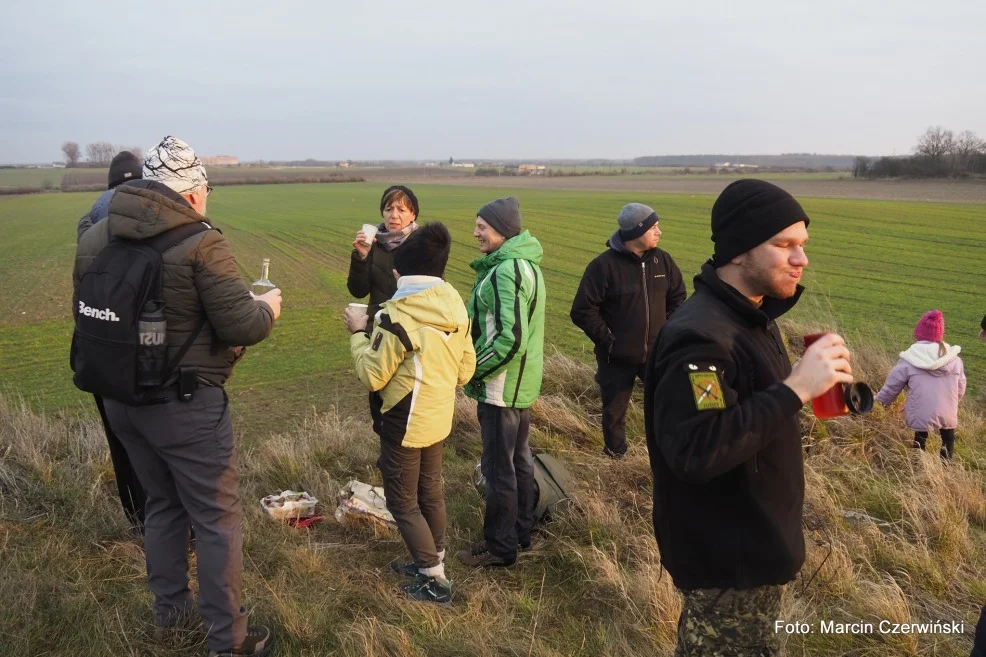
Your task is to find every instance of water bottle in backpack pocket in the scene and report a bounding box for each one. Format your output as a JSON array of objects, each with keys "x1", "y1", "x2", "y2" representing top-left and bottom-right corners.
[{"x1": 136, "y1": 300, "x2": 167, "y2": 387}]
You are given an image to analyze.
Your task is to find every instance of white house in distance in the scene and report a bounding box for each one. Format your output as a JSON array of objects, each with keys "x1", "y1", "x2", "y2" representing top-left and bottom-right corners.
[
  {"x1": 201, "y1": 155, "x2": 239, "y2": 166},
  {"x1": 519, "y1": 164, "x2": 547, "y2": 175},
  {"x1": 713, "y1": 162, "x2": 760, "y2": 173}
]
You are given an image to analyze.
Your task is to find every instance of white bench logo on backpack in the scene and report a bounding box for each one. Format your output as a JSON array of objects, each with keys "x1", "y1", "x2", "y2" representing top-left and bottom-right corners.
[{"x1": 78, "y1": 300, "x2": 120, "y2": 322}]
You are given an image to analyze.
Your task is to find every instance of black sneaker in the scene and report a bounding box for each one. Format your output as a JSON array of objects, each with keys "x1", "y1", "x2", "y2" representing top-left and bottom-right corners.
[
  {"x1": 518, "y1": 539, "x2": 532, "y2": 551},
  {"x1": 401, "y1": 576, "x2": 452, "y2": 604},
  {"x1": 208, "y1": 625, "x2": 275, "y2": 657},
  {"x1": 603, "y1": 447, "x2": 626, "y2": 460},
  {"x1": 456, "y1": 543, "x2": 515, "y2": 568},
  {"x1": 389, "y1": 560, "x2": 420, "y2": 578}
]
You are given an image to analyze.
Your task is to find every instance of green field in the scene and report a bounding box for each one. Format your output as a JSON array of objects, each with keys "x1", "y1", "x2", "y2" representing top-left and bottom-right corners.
[
  {"x1": 1, "y1": 182, "x2": 983, "y2": 420},
  {"x1": 0, "y1": 167, "x2": 367, "y2": 193},
  {"x1": 2, "y1": 182, "x2": 986, "y2": 656},
  {"x1": 0, "y1": 167, "x2": 72, "y2": 188},
  {"x1": 0, "y1": 166, "x2": 851, "y2": 193},
  {"x1": 544, "y1": 166, "x2": 847, "y2": 179}
]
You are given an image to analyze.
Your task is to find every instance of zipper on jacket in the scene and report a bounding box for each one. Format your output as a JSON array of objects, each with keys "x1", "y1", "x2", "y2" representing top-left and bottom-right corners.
[
  {"x1": 748, "y1": 369, "x2": 760, "y2": 474},
  {"x1": 767, "y1": 321, "x2": 785, "y2": 358},
  {"x1": 642, "y1": 261, "x2": 650, "y2": 358}
]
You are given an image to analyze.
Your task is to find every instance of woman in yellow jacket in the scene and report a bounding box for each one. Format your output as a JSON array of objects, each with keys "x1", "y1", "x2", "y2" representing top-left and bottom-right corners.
[{"x1": 344, "y1": 222, "x2": 476, "y2": 604}]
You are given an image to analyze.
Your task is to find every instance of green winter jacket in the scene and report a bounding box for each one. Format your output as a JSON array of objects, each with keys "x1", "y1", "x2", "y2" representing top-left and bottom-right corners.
[{"x1": 464, "y1": 230, "x2": 546, "y2": 408}]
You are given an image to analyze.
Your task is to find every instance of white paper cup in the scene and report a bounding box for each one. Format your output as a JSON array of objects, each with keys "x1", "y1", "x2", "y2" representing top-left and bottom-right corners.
[
  {"x1": 347, "y1": 302, "x2": 368, "y2": 319},
  {"x1": 360, "y1": 223, "x2": 378, "y2": 246}
]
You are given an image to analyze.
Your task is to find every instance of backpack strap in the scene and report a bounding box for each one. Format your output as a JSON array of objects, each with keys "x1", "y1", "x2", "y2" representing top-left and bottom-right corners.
[
  {"x1": 144, "y1": 222, "x2": 212, "y2": 380},
  {"x1": 146, "y1": 221, "x2": 211, "y2": 254}
]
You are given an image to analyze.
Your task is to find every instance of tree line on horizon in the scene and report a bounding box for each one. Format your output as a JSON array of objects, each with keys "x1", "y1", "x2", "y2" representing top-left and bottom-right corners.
[
  {"x1": 58, "y1": 126, "x2": 986, "y2": 180},
  {"x1": 60, "y1": 141, "x2": 142, "y2": 168},
  {"x1": 853, "y1": 127, "x2": 986, "y2": 179}
]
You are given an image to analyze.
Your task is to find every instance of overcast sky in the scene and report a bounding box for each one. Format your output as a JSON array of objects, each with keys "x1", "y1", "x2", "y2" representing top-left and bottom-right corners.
[{"x1": 1, "y1": 0, "x2": 983, "y2": 163}]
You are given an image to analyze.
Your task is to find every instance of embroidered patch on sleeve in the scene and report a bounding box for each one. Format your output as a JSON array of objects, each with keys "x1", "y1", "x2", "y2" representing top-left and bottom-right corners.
[
  {"x1": 372, "y1": 332, "x2": 383, "y2": 351},
  {"x1": 689, "y1": 371, "x2": 725, "y2": 411}
]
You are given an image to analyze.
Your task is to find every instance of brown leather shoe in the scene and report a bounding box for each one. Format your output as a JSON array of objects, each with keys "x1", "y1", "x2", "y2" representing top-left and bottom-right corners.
[
  {"x1": 456, "y1": 543, "x2": 515, "y2": 568},
  {"x1": 208, "y1": 625, "x2": 275, "y2": 656}
]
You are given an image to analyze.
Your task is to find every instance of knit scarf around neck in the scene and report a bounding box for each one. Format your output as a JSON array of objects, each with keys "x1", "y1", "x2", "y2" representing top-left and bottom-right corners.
[{"x1": 375, "y1": 221, "x2": 418, "y2": 252}]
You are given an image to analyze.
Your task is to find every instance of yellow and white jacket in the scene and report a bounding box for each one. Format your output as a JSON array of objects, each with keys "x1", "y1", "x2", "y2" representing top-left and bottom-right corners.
[{"x1": 350, "y1": 276, "x2": 476, "y2": 448}]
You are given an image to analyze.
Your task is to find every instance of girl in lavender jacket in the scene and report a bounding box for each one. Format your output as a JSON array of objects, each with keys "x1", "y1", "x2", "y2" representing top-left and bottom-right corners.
[{"x1": 875, "y1": 310, "x2": 966, "y2": 459}]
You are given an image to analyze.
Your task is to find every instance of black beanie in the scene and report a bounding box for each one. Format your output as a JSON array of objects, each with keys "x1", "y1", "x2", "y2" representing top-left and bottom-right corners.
[
  {"x1": 108, "y1": 151, "x2": 143, "y2": 189},
  {"x1": 393, "y1": 222, "x2": 451, "y2": 278},
  {"x1": 711, "y1": 180, "x2": 810, "y2": 266},
  {"x1": 380, "y1": 185, "x2": 419, "y2": 217},
  {"x1": 477, "y1": 196, "x2": 522, "y2": 239}
]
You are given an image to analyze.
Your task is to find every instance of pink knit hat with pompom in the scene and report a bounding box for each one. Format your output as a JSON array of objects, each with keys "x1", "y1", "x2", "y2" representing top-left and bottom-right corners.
[{"x1": 914, "y1": 310, "x2": 944, "y2": 342}]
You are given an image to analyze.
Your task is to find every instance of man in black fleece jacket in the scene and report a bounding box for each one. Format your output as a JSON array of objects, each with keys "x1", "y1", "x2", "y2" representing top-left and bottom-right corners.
[
  {"x1": 645, "y1": 180, "x2": 854, "y2": 656},
  {"x1": 570, "y1": 203, "x2": 686, "y2": 457}
]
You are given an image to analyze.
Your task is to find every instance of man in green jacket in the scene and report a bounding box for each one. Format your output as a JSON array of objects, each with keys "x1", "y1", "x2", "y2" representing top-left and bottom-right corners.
[{"x1": 458, "y1": 197, "x2": 546, "y2": 569}]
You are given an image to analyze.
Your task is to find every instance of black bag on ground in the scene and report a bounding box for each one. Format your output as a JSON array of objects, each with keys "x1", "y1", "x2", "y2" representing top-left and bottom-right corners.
[
  {"x1": 475, "y1": 452, "x2": 575, "y2": 523},
  {"x1": 70, "y1": 223, "x2": 209, "y2": 405}
]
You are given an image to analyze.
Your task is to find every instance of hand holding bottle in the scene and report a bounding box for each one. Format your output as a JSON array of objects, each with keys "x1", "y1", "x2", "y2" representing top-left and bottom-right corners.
[{"x1": 253, "y1": 288, "x2": 282, "y2": 320}]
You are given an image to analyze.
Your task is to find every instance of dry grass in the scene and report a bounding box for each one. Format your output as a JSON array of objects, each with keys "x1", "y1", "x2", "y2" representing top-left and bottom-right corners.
[{"x1": 2, "y1": 331, "x2": 986, "y2": 655}]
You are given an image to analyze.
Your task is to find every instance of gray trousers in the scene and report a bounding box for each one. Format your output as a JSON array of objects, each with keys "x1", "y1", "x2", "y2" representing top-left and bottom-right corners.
[{"x1": 104, "y1": 386, "x2": 247, "y2": 652}]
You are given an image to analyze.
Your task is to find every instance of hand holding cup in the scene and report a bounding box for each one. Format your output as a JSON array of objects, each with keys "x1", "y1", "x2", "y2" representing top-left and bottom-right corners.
[
  {"x1": 785, "y1": 332, "x2": 854, "y2": 406},
  {"x1": 352, "y1": 224, "x2": 378, "y2": 260},
  {"x1": 344, "y1": 303, "x2": 369, "y2": 333}
]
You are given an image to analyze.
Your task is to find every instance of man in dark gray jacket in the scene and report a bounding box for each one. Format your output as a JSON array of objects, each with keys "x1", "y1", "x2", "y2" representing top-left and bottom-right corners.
[
  {"x1": 76, "y1": 150, "x2": 148, "y2": 535},
  {"x1": 74, "y1": 136, "x2": 280, "y2": 657},
  {"x1": 76, "y1": 150, "x2": 143, "y2": 241}
]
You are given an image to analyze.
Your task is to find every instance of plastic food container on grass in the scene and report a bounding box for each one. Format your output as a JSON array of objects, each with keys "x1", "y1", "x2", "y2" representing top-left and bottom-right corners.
[{"x1": 261, "y1": 490, "x2": 318, "y2": 522}]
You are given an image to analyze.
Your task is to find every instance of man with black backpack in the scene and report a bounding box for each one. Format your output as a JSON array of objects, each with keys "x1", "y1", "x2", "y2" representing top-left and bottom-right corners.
[{"x1": 72, "y1": 136, "x2": 281, "y2": 657}]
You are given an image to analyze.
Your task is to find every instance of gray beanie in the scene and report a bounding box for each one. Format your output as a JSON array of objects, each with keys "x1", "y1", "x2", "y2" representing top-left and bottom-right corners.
[
  {"x1": 477, "y1": 196, "x2": 522, "y2": 239},
  {"x1": 617, "y1": 203, "x2": 659, "y2": 241}
]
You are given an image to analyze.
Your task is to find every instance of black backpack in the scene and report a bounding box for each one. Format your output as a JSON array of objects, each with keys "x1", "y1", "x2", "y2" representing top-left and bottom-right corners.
[{"x1": 70, "y1": 222, "x2": 210, "y2": 405}]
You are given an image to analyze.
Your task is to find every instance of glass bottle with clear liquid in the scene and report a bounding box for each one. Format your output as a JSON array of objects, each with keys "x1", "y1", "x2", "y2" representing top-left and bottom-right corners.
[{"x1": 251, "y1": 258, "x2": 276, "y2": 296}]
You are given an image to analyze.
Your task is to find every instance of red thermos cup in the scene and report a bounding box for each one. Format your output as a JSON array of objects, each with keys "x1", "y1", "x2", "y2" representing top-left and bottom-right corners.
[{"x1": 802, "y1": 332, "x2": 849, "y2": 419}]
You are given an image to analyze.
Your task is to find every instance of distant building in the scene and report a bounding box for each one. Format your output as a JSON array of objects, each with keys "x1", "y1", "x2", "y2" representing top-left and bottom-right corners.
[
  {"x1": 201, "y1": 155, "x2": 239, "y2": 166},
  {"x1": 52, "y1": 161, "x2": 66, "y2": 168},
  {"x1": 519, "y1": 164, "x2": 547, "y2": 175},
  {"x1": 451, "y1": 162, "x2": 475, "y2": 168},
  {"x1": 713, "y1": 162, "x2": 759, "y2": 173},
  {"x1": 338, "y1": 162, "x2": 351, "y2": 168}
]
